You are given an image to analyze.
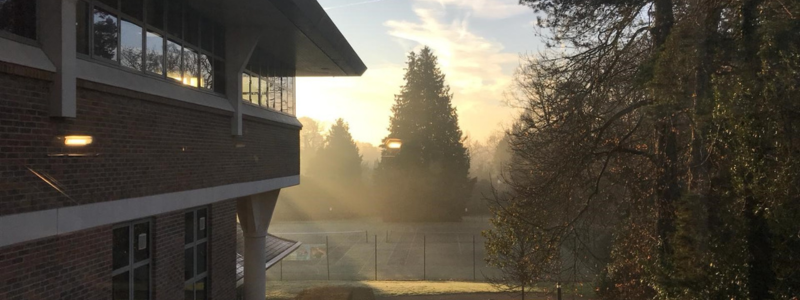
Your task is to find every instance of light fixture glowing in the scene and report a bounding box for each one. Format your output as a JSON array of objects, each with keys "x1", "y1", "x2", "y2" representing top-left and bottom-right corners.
[
  {"x1": 64, "y1": 135, "x2": 93, "y2": 146},
  {"x1": 385, "y1": 138, "x2": 403, "y2": 149}
]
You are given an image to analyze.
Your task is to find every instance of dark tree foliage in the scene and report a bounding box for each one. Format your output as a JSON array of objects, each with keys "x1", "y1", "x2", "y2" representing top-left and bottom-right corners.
[
  {"x1": 487, "y1": 0, "x2": 800, "y2": 298},
  {"x1": 375, "y1": 46, "x2": 476, "y2": 222}
]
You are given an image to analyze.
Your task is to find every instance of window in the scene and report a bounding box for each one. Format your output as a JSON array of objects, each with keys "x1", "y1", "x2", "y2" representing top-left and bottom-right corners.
[
  {"x1": 93, "y1": 7, "x2": 119, "y2": 61},
  {"x1": 185, "y1": 208, "x2": 208, "y2": 300},
  {"x1": 241, "y1": 73, "x2": 251, "y2": 103},
  {"x1": 241, "y1": 51, "x2": 296, "y2": 115},
  {"x1": 0, "y1": 0, "x2": 36, "y2": 40},
  {"x1": 78, "y1": 0, "x2": 225, "y2": 93},
  {"x1": 145, "y1": 31, "x2": 164, "y2": 74},
  {"x1": 120, "y1": 19, "x2": 144, "y2": 70},
  {"x1": 182, "y1": 47, "x2": 198, "y2": 86},
  {"x1": 77, "y1": 1, "x2": 90, "y2": 54},
  {"x1": 199, "y1": 54, "x2": 212, "y2": 89},
  {"x1": 113, "y1": 220, "x2": 151, "y2": 300}
]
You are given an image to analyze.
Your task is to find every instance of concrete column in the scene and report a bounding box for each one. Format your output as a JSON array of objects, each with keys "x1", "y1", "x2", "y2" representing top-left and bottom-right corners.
[
  {"x1": 237, "y1": 190, "x2": 280, "y2": 300},
  {"x1": 224, "y1": 27, "x2": 261, "y2": 136},
  {"x1": 39, "y1": 0, "x2": 78, "y2": 118}
]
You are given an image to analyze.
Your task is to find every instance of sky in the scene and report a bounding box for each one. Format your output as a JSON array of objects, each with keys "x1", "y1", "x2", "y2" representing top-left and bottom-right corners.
[{"x1": 295, "y1": 0, "x2": 545, "y2": 145}]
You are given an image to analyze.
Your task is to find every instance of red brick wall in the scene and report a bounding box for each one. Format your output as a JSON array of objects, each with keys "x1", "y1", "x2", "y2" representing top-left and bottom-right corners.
[
  {"x1": 0, "y1": 199, "x2": 238, "y2": 300},
  {"x1": 0, "y1": 226, "x2": 111, "y2": 300},
  {"x1": 0, "y1": 62, "x2": 300, "y2": 217},
  {"x1": 152, "y1": 210, "x2": 185, "y2": 300},
  {"x1": 210, "y1": 199, "x2": 237, "y2": 300}
]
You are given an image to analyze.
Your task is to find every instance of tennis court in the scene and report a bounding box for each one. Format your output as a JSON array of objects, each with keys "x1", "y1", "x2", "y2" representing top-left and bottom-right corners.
[{"x1": 265, "y1": 217, "x2": 502, "y2": 281}]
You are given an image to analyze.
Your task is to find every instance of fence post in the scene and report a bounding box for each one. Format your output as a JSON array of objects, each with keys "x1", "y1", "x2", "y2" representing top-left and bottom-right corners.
[
  {"x1": 326, "y1": 235, "x2": 330, "y2": 281},
  {"x1": 423, "y1": 235, "x2": 426, "y2": 280},
  {"x1": 473, "y1": 235, "x2": 476, "y2": 281},
  {"x1": 374, "y1": 234, "x2": 378, "y2": 281},
  {"x1": 386, "y1": 230, "x2": 389, "y2": 243},
  {"x1": 366, "y1": 230, "x2": 368, "y2": 243}
]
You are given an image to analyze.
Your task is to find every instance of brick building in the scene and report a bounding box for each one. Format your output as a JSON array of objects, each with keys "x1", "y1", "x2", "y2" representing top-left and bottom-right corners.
[{"x1": 0, "y1": 0, "x2": 365, "y2": 299}]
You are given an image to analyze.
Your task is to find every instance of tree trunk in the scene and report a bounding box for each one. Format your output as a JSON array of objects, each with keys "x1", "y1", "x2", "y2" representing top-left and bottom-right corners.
[
  {"x1": 652, "y1": 0, "x2": 678, "y2": 288},
  {"x1": 741, "y1": 0, "x2": 775, "y2": 298}
]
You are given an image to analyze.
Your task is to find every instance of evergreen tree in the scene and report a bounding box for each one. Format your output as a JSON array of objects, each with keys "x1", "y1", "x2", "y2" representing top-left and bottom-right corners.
[
  {"x1": 376, "y1": 46, "x2": 475, "y2": 221},
  {"x1": 309, "y1": 118, "x2": 363, "y2": 188}
]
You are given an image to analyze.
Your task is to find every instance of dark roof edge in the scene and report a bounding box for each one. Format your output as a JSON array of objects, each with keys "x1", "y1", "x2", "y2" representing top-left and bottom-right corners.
[
  {"x1": 265, "y1": 239, "x2": 303, "y2": 270},
  {"x1": 268, "y1": 0, "x2": 367, "y2": 76}
]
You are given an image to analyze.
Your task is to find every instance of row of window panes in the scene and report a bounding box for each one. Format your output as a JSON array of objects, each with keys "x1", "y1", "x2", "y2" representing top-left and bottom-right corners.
[
  {"x1": 242, "y1": 73, "x2": 295, "y2": 115},
  {"x1": 76, "y1": 0, "x2": 226, "y2": 94}
]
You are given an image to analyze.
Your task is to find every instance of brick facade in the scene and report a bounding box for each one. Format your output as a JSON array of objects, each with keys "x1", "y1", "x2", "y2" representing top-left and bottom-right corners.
[
  {"x1": 0, "y1": 62, "x2": 300, "y2": 217},
  {"x1": 0, "y1": 199, "x2": 238, "y2": 300},
  {"x1": 210, "y1": 199, "x2": 238, "y2": 300},
  {"x1": 152, "y1": 209, "x2": 185, "y2": 300},
  {"x1": 0, "y1": 226, "x2": 111, "y2": 300}
]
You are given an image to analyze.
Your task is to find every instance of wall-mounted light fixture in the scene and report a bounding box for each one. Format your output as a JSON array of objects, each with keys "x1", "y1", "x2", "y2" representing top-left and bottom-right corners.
[
  {"x1": 381, "y1": 138, "x2": 403, "y2": 158},
  {"x1": 63, "y1": 135, "x2": 93, "y2": 146},
  {"x1": 386, "y1": 139, "x2": 402, "y2": 149}
]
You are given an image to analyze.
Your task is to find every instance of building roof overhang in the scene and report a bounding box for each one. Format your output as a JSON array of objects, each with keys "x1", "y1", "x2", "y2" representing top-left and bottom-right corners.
[{"x1": 191, "y1": 0, "x2": 366, "y2": 77}]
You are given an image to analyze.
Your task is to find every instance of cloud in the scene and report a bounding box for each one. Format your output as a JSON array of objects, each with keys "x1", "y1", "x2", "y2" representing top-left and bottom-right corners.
[
  {"x1": 385, "y1": 4, "x2": 519, "y2": 141},
  {"x1": 297, "y1": 0, "x2": 522, "y2": 144},
  {"x1": 422, "y1": 0, "x2": 528, "y2": 19}
]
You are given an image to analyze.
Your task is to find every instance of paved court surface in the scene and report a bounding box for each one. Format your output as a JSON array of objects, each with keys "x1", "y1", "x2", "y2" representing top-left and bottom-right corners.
[{"x1": 265, "y1": 217, "x2": 502, "y2": 281}]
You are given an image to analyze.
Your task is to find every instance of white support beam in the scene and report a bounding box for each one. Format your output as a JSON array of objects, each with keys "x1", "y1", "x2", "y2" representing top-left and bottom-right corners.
[
  {"x1": 237, "y1": 189, "x2": 280, "y2": 300},
  {"x1": 225, "y1": 27, "x2": 261, "y2": 136},
  {"x1": 38, "y1": 0, "x2": 78, "y2": 118}
]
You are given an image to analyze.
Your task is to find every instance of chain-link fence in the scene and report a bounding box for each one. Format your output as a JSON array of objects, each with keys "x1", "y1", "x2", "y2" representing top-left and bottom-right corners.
[{"x1": 265, "y1": 230, "x2": 502, "y2": 282}]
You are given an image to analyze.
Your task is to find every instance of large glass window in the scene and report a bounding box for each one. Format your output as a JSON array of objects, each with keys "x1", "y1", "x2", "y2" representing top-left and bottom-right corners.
[
  {"x1": 166, "y1": 39, "x2": 182, "y2": 81},
  {"x1": 93, "y1": 7, "x2": 119, "y2": 61},
  {"x1": 77, "y1": 1, "x2": 90, "y2": 54},
  {"x1": 269, "y1": 76, "x2": 278, "y2": 109},
  {"x1": 120, "y1": 19, "x2": 144, "y2": 70},
  {"x1": 182, "y1": 47, "x2": 198, "y2": 87},
  {"x1": 185, "y1": 208, "x2": 208, "y2": 300},
  {"x1": 259, "y1": 77, "x2": 268, "y2": 107},
  {"x1": 0, "y1": 0, "x2": 36, "y2": 40},
  {"x1": 113, "y1": 219, "x2": 151, "y2": 300},
  {"x1": 79, "y1": 0, "x2": 225, "y2": 93},
  {"x1": 241, "y1": 73, "x2": 251, "y2": 103},
  {"x1": 145, "y1": 31, "x2": 164, "y2": 74},
  {"x1": 199, "y1": 54, "x2": 212, "y2": 89}
]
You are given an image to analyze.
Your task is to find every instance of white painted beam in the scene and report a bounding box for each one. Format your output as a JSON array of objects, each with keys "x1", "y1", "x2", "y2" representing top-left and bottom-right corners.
[
  {"x1": 225, "y1": 27, "x2": 261, "y2": 136},
  {"x1": 38, "y1": 0, "x2": 78, "y2": 118}
]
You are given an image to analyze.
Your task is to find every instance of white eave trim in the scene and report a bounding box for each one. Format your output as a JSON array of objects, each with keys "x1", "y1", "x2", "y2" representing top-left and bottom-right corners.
[
  {"x1": 0, "y1": 37, "x2": 56, "y2": 72},
  {"x1": 0, "y1": 175, "x2": 300, "y2": 248},
  {"x1": 76, "y1": 58, "x2": 234, "y2": 112},
  {"x1": 241, "y1": 103, "x2": 302, "y2": 127}
]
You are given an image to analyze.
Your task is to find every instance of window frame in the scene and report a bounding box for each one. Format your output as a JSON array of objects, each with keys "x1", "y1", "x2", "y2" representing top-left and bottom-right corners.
[
  {"x1": 80, "y1": 0, "x2": 225, "y2": 95},
  {"x1": 112, "y1": 218, "x2": 153, "y2": 300},
  {"x1": 184, "y1": 207, "x2": 210, "y2": 300}
]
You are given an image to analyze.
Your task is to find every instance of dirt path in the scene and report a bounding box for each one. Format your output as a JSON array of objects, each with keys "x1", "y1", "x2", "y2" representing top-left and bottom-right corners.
[
  {"x1": 376, "y1": 292, "x2": 518, "y2": 300},
  {"x1": 377, "y1": 291, "x2": 596, "y2": 300}
]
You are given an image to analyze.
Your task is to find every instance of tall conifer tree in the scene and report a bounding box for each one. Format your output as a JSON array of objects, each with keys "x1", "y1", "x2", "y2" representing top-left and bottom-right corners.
[{"x1": 376, "y1": 46, "x2": 475, "y2": 221}]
